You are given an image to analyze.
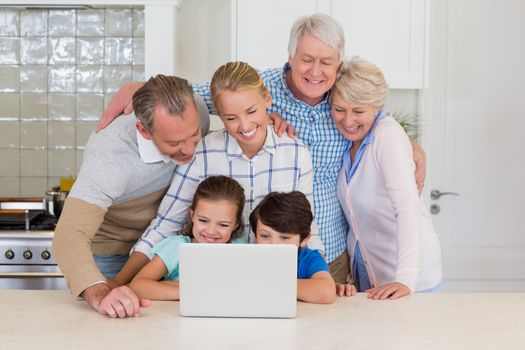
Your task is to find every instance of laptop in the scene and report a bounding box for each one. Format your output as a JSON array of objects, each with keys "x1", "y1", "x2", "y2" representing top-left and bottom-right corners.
[{"x1": 179, "y1": 243, "x2": 297, "y2": 318}]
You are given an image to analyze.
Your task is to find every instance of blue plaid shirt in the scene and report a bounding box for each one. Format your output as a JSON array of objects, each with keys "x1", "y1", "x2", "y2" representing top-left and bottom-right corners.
[{"x1": 192, "y1": 63, "x2": 349, "y2": 263}]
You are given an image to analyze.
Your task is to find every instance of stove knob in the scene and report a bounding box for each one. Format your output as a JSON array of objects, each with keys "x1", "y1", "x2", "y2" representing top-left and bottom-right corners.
[
  {"x1": 23, "y1": 250, "x2": 33, "y2": 260},
  {"x1": 41, "y1": 250, "x2": 51, "y2": 260},
  {"x1": 5, "y1": 249, "x2": 15, "y2": 260}
]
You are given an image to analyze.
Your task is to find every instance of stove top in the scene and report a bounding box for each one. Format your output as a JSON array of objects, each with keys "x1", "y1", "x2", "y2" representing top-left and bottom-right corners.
[{"x1": 0, "y1": 213, "x2": 57, "y2": 231}]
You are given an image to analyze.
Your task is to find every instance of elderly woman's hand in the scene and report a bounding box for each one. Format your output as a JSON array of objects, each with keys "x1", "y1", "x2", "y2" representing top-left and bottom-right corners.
[{"x1": 366, "y1": 282, "x2": 411, "y2": 300}]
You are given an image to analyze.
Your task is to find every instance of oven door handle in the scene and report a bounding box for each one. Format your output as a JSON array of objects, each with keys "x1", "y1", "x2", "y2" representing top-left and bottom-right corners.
[{"x1": 0, "y1": 272, "x2": 64, "y2": 278}]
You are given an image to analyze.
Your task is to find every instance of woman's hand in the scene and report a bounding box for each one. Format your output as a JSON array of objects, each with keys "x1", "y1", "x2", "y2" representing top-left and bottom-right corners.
[
  {"x1": 269, "y1": 112, "x2": 297, "y2": 138},
  {"x1": 366, "y1": 282, "x2": 410, "y2": 300},
  {"x1": 336, "y1": 283, "x2": 357, "y2": 297}
]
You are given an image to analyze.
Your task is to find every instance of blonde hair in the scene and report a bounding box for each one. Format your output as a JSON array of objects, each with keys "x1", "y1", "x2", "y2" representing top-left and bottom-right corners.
[
  {"x1": 210, "y1": 61, "x2": 268, "y2": 114},
  {"x1": 288, "y1": 13, "x2": 345, "y2": 64},
  {"x1": 333, "y1": 56, "x2": 389, "y2": 108}
]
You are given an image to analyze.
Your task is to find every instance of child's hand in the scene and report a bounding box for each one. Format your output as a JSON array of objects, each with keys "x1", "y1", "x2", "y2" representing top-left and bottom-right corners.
[
  {"x1": 366, "y1": 282, "x2": 410, "y2": 300},
  {"x1": 336, "y1": 283, "x2": 357, "y2": 297}
]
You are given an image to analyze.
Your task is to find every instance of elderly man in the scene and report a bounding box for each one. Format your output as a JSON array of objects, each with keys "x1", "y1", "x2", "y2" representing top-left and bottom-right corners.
[
  {"x1": 98, "y1": 14, "x2": 426, "y2": 285},
  {"x1": 52, "y1": 75, "x2": 209, "y2": 318}
]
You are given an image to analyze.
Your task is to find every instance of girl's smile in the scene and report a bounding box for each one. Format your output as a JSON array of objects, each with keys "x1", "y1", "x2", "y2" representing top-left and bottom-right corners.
[{"x1": 190, "y1": 198, "x2": 238, "y2": 244}]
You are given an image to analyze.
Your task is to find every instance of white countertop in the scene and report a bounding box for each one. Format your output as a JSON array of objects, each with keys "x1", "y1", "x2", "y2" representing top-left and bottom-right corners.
[{"x1": 1, "y1": 291, "x2": 524, "y2": 349}]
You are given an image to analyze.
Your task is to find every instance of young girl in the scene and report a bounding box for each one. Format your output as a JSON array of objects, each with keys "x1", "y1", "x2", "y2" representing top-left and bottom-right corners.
[
  {"x1": 129, "y1": 175, "x2": 245, "y2": 300},
  {"x1": 127, "y1": 61, "x2": 323, "y2": 269}
]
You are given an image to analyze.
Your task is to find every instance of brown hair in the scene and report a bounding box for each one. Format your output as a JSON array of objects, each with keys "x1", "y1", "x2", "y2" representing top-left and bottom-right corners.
[
  {"x1": 210, "y1": 61, "x2": 268, "y2": 115},
  {"x1": 249, "y1": 191, "x2": 313, "y2": 242},
  {"x1": 132, "y1": 74, "x2": 195, "y2": 133},
  {"x1": 181, "y1": 176, "x2": 245, "y2": 241}
]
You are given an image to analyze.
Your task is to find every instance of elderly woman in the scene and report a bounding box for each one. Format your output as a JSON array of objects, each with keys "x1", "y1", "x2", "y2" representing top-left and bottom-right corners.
[{"x1": 333, "y1": 57, "x2": 442, "y2": 299}]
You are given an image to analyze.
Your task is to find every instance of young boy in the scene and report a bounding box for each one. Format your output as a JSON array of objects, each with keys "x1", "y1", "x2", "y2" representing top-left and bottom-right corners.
[{"x1": 249, "y1": 191, "x2": 336, "y2": 304}]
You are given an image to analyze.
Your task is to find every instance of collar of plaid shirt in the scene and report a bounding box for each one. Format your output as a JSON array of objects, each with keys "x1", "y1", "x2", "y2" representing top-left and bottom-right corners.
[{"x1": 224, "y1": 125, "x2": 278, "y2": 161}]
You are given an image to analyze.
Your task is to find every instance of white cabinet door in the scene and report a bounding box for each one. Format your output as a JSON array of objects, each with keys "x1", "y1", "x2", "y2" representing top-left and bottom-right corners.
[
  {"x1": 234, "y1": 0, "x2": 330, "y2": 70},
  {"x1": 331, "y1": 0, "x2": 425, "y2": 88}
]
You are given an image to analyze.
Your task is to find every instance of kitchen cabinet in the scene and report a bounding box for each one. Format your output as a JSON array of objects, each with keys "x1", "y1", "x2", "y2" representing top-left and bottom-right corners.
[
  {"x1": 332, "y1": 0, "x2": 425, "y2": 88},
  {"x1": 177, "y1": 0, "x2": 426, "y2": 88}
]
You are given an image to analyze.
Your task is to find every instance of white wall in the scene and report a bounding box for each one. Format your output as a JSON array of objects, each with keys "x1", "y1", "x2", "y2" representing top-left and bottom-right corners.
[{"x1": 176, "y1": 0, "x2": 231, "y2": 83}]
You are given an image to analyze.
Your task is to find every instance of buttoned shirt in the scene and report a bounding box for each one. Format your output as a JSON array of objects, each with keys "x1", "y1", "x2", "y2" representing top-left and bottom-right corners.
[
  {"x1": 132, "y1": 126, "x2": 323, "y2": 257},
  {"x1": 192, "y1": 63, "x2": 349, "y2": 262},
  {"x1": 344, "y1": 110, "x2": 387, "y2": 182}
]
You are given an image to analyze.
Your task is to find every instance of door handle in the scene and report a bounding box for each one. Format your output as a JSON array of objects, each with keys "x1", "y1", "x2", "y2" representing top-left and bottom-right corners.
[{"x1": 431, "y1": 190, "x2": 460, "y2": 200}]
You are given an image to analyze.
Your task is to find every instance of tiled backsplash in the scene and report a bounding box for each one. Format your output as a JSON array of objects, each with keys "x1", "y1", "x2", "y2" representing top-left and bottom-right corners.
[{"x1": 0, "y1": 7, "x2": 145, "y2": 197}]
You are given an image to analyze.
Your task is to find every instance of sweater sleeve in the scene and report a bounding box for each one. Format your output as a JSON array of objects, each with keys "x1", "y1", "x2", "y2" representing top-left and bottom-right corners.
[
  {"x1": 373, "y1": 119, "x2": 421, "y2": 292},
  {"x1": 52, "y1": 197, "x2": 107, "y2": 297}
]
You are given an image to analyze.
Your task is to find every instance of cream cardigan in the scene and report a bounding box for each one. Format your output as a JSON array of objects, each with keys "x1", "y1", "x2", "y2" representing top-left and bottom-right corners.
[{"x1": 337, "y1": 116, "x2": 442, "y2": 292}]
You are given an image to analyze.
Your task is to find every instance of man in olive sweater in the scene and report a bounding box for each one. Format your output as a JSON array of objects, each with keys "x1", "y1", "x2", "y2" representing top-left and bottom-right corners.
[{"x1": 52, "y1": 75, "x2": 209, "y2": 318}]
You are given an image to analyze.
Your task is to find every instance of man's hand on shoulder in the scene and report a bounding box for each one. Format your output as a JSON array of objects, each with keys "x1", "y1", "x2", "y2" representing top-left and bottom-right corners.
[{"x1": 82, "y1": 283, "x2": 151, "y2": 318}]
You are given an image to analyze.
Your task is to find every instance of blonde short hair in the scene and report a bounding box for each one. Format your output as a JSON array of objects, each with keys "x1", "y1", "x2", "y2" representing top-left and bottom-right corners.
[
  {"x1": 210, "y1": 61, "x2": 268, "y2": 114},
  {"x1": 333, "y1": 56, "x2": 389, "y2": 108}
]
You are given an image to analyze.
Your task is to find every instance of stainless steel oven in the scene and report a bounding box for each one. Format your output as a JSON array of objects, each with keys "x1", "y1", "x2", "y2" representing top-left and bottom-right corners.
[{"x1": 0, "y1": 198, "x2": 67, "y2": 290}]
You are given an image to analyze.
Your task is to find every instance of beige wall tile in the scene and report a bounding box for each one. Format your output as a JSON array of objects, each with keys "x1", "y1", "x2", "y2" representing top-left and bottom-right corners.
[
  {"x1": 77, "y1": 94, "x2": 103, "y2": 121},
  {"x1": 20, "y1": 149, "x2": 47, "y2": 176},
  {"x1": 21, "y1": 93, "x2": 47, "y2": 120},
  {"x1": 20, "y1": 121, "x2": 47, "y2": 149},
  {"x1": 20, "y1": 176, "x2": 48, "y2": 197},
  {"x1": 48, "y1": 121, "x2": 75, "y2": 149},
  {"x1": 0, "y1": 93, "x2": 20, "y2": 119},
  {"x1": 0, "y1": 150, "x2": 20, "y2": 176},
  {"x1": 0, "y1": 122, "x2": 20, "y2": 148},
  {"x1": 47, "y1": 149, "x2": 75, "y2": 177},
  {"x1": 48, "y1": 94, "x2": 76, "y2": 121},
  {"x1": 0, "y1": 65, "x2": 20, "y2": 92},
  {"x1": 0, "y1": 176, "x2": 20, "y2": 197}
]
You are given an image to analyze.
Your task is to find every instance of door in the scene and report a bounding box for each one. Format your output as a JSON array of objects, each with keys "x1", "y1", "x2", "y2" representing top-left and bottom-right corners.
[{"x1": 423, "y1": 0, "x2": 525, "y2": 291}]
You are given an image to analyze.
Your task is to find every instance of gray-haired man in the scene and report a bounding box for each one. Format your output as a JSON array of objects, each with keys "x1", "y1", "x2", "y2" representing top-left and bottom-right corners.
[{"x1": 52, "y1": 75, "x2": 209, "y2": 318}]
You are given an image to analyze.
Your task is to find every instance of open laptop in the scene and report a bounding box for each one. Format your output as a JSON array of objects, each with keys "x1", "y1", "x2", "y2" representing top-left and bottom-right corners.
[{"x1": 179, "y1": 243, "x2": 297, "y2": 318}]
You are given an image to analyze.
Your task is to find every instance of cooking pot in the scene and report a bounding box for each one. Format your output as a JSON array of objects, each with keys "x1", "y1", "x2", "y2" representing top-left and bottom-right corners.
[{"x1": 46, "y1": 188, "x2": 69, "y2": 219}]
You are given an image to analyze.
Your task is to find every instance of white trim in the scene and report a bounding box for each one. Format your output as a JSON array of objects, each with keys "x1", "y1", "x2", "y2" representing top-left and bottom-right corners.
[
  {"x1": 144, "y1": 4, "x2": 177, "y2": 77},
  {"x1": 230, "y1": 0, "x2": 237, "y2": 60}
]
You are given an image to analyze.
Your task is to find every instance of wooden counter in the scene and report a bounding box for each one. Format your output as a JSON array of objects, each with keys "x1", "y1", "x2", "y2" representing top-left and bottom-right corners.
[{"x1": 1, "y1": 291, "x2": 524, "y2": 349}]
